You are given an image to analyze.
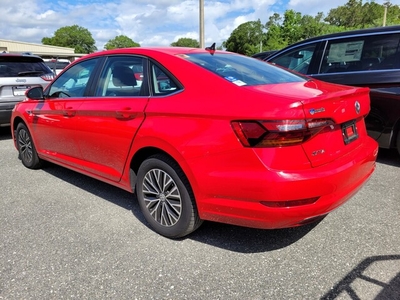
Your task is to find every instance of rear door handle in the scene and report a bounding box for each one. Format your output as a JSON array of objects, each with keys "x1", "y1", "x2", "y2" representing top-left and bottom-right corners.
[
  {"x1": 116, "y1": 110, "x2": 136, "y2": 120},
  {"x1": 63, "y1": 109, "x2": 76, "y2": 117}
]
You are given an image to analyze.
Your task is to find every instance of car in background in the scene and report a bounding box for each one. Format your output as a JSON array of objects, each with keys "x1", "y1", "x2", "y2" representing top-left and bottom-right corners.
[
  {"x1": 251, "y1": 50, "x2": 277, "y2": 60},
  {"x1": 11, "y1": 47, "x2": 377, "y2": 238},
  {"x1": 43, "y1": 58, "x2": 71, "y2": 75},
  {"x1": 0, "y1": 53, "x2": 55, "y2": 126},
  {"x1": 263, "y1": 25, "x2": 400, "y2": 155}
]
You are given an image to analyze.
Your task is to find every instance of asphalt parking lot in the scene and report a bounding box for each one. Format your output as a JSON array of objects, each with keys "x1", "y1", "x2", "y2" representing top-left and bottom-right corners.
[{"x1": 1, "y1": 126, "x2": 399, "y2": 300}]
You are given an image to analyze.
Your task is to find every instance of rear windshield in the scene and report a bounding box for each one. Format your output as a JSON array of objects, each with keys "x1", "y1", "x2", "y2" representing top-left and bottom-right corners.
[
  {"x1": 0, "y1": 57, "x2": 51, "y2": 77},
  {"x1": 183, "y1": 53, "x2": 306, "y2": 86}
]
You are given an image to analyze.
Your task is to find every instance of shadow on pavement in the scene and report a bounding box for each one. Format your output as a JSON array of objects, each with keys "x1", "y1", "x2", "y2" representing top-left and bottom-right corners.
[
  {"x1": 42, "y1": 162, "x2": 321, "y2": 253},
  {"x1": 188, "y1": 219, "x2": 322, "y2": 253},
  {"x1": 321, "y1": 255, "x2": 400, "y2": 300},
  {"x1": 42, "y1": 162, "x2": 136, "y2": 212},
  {"x1": 0, "y1": 126, "x2": 12, "y2": 141},
  {"x1": 376, "y1": 148, "x2": 400, "y2": 167}
]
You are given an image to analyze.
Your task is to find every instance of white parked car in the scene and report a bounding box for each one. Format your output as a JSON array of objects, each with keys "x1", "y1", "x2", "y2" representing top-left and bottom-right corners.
[
  {"x1": 43, "y1": 58, "x2": 71, "y2": 75},
  {"x1": 0, "y1": 53, "x2": 54, "y2": 126}
]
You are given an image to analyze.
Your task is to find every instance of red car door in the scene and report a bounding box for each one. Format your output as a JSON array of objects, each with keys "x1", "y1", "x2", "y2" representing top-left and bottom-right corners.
[
  {"x1": 73, "y1": 56, "x2": 148, "y2": 182},
  {"x1": 30, "y1": 58, "x2": 99, "y2": 167},
  {"x1": 30, "y1": 97, "x2": 82, "y2": 166}
]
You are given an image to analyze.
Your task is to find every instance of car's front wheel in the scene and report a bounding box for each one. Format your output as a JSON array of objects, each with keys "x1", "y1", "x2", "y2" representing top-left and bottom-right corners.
[
  {"x1": 16, "y1": 123, "x2": 42, "y2": 169},
  {"x1": 136, "y1": 154, "x2": 202, "y2": 238}
]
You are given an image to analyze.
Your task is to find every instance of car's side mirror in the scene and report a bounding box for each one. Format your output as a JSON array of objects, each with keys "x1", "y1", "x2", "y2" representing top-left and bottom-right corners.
[{"x1": 26, "y1": 86, "x2": 45, "y2": 100}]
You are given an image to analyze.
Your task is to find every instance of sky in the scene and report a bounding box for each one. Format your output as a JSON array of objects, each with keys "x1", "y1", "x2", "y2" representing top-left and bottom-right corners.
[{"x1": 0, "y1": 0, "x2": 399, "y2": 50}]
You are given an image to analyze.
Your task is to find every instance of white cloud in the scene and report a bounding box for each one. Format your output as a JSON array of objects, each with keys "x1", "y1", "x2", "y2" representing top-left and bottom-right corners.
[{"x1": 1, "y1": 0, "x2": 400, "y2": 51}]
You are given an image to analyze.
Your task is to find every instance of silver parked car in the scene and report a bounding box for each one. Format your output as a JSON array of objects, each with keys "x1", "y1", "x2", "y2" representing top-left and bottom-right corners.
[
  {"x1": 43, "y1": 58, "x2": 71, "y2": 75},
  {"x1": 0, "y1": 53, "x2": 54, "y2": 126}
]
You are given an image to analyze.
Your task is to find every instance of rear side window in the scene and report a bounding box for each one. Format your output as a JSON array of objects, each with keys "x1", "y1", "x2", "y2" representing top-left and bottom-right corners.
[
  {"x1": 150, "y1": 64, "x2": 181, "y2": 96},
  {"x1": 96, "y1": 56, "x2": 145, "y2": 97},
  {"x1": 0, "y1": 57, "x2": 51, "y2": 77},
  {"x1": 185, "y1": 53, "x2": 305, "y2": 86},
  {"x1": 320, "y1": 33, "x2": 400, "y2": 73}
]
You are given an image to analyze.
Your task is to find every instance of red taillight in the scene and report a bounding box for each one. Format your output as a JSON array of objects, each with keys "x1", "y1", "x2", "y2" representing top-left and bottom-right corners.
[
  {"x1": 41, "y1": 73, "x2": 55, "y2": 81},
  {"x1": 231, "y1": 119, "x2": 334, "y2": 147}
]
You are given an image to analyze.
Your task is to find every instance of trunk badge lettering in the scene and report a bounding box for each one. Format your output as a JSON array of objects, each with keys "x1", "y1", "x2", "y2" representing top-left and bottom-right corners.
[
  {"x1": 355, "y1": 101, "x2": 361, "y2": 114},
  {"x1": 312, "y1": 149, "x2": 325, "y2": 156},
  {"x1": 309, "y1": 108, "x2": 325, "y2": 115}
]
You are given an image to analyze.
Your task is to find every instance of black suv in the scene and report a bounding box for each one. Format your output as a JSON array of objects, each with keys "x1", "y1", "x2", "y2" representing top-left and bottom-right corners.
[
  {"x1": 0, "y1": 53, "x2": 54, "y2": 126},
  {"x1": 263, "y1": 26, "x2": 400, "y2": 155}
]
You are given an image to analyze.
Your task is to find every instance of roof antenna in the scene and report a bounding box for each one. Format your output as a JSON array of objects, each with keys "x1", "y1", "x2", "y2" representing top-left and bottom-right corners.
[{"x1": 205, "y1": 43, "x2": 216, "y2": 54}]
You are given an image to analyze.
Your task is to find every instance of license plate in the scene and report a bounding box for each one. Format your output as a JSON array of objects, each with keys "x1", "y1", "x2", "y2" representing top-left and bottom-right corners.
[
  {"x1": 13, "y1": 86, "x2": 30, "y2": 96},
  {"x1": 342, "y1": 120, "x2": 358, "y2": 144}
]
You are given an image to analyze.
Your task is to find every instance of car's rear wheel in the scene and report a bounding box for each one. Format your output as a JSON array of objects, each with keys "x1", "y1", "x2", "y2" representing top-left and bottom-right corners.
[
  {"x1": 16, "y1": 123, "x2": 42, "y2": 169},
  {"x1": 136, "y1": 154, "x2": 202, "y2": 238}
]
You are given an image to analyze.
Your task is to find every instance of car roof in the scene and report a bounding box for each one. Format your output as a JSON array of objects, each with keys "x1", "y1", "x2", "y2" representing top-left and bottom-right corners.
[
  {"x1": 0, "y1": 52, "x2": 42, "y2": 58},
  {"x1": 80, "y1": 47, "x2": 234, "y2": 60},
  {"x1": 252, "y1": 50, "x2": 277, "y2": 59},
  {"x1": 282, "y1": 25, "x2": 400, "y2": 48},
  {"x1": 0, "y1": 52, "x2": 44, "y2": 62}
]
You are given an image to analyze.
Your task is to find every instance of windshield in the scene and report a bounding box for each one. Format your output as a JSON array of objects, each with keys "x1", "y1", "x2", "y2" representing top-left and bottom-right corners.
[{"x1": 183, "y1": 53, "x2": 306, "y2": 86}]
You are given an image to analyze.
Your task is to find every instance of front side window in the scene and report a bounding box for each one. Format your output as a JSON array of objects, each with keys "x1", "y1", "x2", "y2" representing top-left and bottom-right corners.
[
  {"x1": 320, "y1": 33, "x2": 400, "y2": 73},
  {"x1": 184, "y1": 53, "x2": 305, "y2": 86},
  {"x1": 47, "y1": 58, "x2": 97, "y2": 98},
  {"x1": 268, "y1": 44, "x2": 317, "y2": 75}
]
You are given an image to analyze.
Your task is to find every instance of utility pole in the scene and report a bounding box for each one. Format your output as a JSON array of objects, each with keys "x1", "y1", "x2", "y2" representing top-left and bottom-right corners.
[
  {"x1": 383, "y1": 4, "x2": 388, "y2": 26},
  {"x1": 199, "y1": 0, "x2": 205, "y2": 48},
  {"x1": 382, "y1": 1, "x2": 391, "y2": 26}
]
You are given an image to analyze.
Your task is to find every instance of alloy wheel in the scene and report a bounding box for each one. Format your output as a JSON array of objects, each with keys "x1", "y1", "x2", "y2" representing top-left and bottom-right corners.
[
  {"x1": 18, "y1": 128, "x2": 33, "y2": 164},
  {"x1": 142, "y1": 168, "x2": 182, "y2": 227}
]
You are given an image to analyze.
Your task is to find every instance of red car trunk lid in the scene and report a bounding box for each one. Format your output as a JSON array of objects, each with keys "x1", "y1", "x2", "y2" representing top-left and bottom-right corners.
[{"x1": 300, "y1": 84, "x2": 371, "y2": 167}]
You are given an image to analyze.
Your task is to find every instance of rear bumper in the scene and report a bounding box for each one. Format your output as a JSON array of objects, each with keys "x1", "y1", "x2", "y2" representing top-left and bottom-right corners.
[
  {"x1": 194, "y1": 138, "x2": 378, "y2": 229},
  {"x1": 0, "y1": 105, "x2": 14, "y2": 125}
]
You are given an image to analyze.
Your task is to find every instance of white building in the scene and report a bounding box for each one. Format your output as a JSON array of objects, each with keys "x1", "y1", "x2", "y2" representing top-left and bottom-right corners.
[{"x1": 0, "y1": 39, "x2": 86, "y2": 61}]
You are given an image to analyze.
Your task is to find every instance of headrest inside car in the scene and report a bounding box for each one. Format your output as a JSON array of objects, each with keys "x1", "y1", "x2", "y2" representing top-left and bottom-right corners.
[{"x1": 112, "y1": 65, "x2": 137, "y2": 87}]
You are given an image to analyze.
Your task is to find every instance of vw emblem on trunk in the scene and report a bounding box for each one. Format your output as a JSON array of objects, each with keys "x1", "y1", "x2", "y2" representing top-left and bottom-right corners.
[{"x1": 355, "y1": 101, "x2": 361, "y2": 114}]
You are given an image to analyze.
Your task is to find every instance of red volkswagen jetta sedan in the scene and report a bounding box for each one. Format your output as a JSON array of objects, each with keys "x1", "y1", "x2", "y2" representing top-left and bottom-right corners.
[{"x1": 11, "y1": 47, "x2": 378, "y2": 238}]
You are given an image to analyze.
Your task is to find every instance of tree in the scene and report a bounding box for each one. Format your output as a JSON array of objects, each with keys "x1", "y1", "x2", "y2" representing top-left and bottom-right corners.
[
  {"x1": 281, "y1": 10, "x2": 303, "y2": 45},
  {"x1": 104, "y1": 35, "x2": 140, "y2": 50},
  {"x1": 225, "y1": 1, "x2": 400, "y2": 56},
  {"x1": 42, "y1": 25, "x2": 97, "y2": 54},
  {"x1": 264, "y1": 13, "x2": 285, "y2": 51},
  {"x1": 171, "y1": 38, "x2": 200, "y2": 47},
  {"x1": 223, "y1": 20, "x2": 267, "y2": 55},
  {"x1": 264, "y1": 10, "x2": 341, "y2": 51},
  {"x1": 324, "y1": 0, "x2": 393, "y2": 29}
]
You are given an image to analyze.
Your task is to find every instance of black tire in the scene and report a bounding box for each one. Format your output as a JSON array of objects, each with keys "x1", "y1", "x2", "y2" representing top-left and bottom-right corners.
[
  {"x1": 16, "y1": 123, "x2": 42, "y2": 169},
  {"x1": 136, "y1": 154, "x2": 202, "y2": 238}
]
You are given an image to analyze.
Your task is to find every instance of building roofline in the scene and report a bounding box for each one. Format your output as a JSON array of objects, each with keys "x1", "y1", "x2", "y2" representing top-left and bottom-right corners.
[{"x1": 0, "y1": 39, "x2": 75, "y2": 51}]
